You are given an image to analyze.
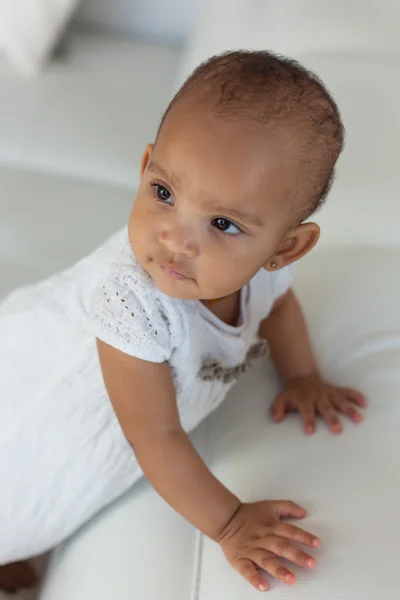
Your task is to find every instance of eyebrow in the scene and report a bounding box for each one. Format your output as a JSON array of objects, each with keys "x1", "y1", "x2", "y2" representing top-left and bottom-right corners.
[
  {"x1": 148, "y1": 160, "x2": 264, "y2": 228},
  {"x1": 147, "y1": 160, "x2": 181, "y2": 190}
]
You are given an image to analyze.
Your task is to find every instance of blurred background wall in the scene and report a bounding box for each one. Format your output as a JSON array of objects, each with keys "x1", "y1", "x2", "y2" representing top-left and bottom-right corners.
[{"x1": 76, "y1": 0, "x2": 200, "y2": 44}]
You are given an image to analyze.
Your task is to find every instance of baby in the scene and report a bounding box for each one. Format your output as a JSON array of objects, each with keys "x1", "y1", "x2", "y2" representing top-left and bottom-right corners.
[{"x1": 0, "y1": 50, "x2": 366, "y2": 593}]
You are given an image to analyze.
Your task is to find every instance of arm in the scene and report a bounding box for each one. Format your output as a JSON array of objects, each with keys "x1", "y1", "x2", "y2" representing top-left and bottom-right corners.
[
  {"x1": 259, "y1": 289, "x2": 365, "y2": 433},
  {"x1": 97, "y1": 338, "x2": 320, "y2": 591},
  {"x1": 96, "y1": 339, "x2": 240, "y2": 541},
  {"x1": 259, "y1": 288, "x2": 319, "y2": 382}
]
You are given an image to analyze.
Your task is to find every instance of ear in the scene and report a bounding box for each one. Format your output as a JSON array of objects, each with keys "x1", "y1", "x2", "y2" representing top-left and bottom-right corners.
[
  {"x1": 264, "y1": 222, "x2": 320, "y2": 272},
  {"x1": 140, "y1": 143, "x2": 154, "y2": 178}
]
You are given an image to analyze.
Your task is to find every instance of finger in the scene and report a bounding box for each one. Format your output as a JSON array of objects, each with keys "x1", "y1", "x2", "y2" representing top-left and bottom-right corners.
[
  {"x1": 263, "y1": 536, "x2": 317, "y2": 570},
  {"x1": 342, "y1": 388, "x2": 367, "y2": 408},
  {"x1": 251, "y1": 550, "x2": 296, "y2": 585},
  {"x1": 270, "y1": 500, "x2": 308, "y2": 520},
  {"x1": 317, "y1": 395, "x2": 342, "y2": 434},
  {"x1": 332, "y1": 396, "x2": 364, "y2": 423},
  {"x1": 297, "y1": 400, "x2": 317, "y2": 435},
  {"x1": 234, "y1": 558, "x2": 269, "y2": 592},
  {"x1": 273, "y1": 522, "x2": 321, "y2": 548},
  {"x1": 271, "y1": 393, "x2": 287, "y2": 423}
]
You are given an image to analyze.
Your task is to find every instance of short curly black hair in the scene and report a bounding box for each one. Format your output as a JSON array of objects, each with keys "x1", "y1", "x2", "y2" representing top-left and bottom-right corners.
[{"x1": 158, "y1": 50, "x2": 344, "y2": 222}]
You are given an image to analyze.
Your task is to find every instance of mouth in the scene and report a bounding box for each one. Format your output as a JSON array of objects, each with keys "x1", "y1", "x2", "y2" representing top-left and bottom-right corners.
[{"x1": 159, "y1": 263, "x2": 192, "y2": 281}]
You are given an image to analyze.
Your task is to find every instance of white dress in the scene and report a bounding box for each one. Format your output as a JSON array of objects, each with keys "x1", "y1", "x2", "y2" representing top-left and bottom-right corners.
[{"x1": 0, "y1": 227, "x2": 292, "y2": 563}]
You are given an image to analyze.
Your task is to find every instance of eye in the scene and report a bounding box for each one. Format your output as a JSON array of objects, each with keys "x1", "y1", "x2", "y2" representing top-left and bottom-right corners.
[
  {"x1": 151, "y1": 183, "x2": 174, "y2": 205},
  {"x1": 212, "y1": 217, "x2": 241, "y2": 235}
]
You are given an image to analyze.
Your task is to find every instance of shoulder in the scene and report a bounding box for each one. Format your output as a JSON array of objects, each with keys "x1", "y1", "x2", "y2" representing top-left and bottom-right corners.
[{"x1": 89, "y1": 228, "x2": 186, "y2": 361}]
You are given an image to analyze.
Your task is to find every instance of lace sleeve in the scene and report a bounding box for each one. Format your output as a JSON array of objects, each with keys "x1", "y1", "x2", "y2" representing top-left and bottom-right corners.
[{"x1": 90, "y1": 267, "x2": 172, "y2": 364}]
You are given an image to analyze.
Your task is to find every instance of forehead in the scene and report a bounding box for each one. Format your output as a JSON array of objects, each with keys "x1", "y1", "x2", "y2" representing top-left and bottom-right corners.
[{"x1": 153, "y1": 109, "x2": 297, "y2": 220}]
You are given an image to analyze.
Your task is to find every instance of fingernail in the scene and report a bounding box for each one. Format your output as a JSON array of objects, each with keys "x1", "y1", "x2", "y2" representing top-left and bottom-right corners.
[
  {"x1": 258, "y1": 583, "x2": 268, "y2": 592},
  {"x1": 307, "y1": 558, "x2": 316, "y2": 568},
  {"x1": 285, "y1": 573, "x2": 294, "y2": 583},
  {"x1": 313, "y1": 538, "x2": 320, "y2": 547}
]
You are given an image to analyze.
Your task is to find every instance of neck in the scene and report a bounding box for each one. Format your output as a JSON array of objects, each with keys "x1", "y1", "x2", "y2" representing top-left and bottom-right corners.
[{"x1": 202, "y1": 290, "x2": 240, "y2": 306}]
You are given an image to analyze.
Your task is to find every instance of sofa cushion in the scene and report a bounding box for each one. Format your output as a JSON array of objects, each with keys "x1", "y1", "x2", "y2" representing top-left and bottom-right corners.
[
  {"x1": 0, "y1": 166, "x2": 132, "y2": 298},
  {"x1": 297, "y1": 55, "x2": 400, "y2": 249},
  {"x1": 0, "y1": 31, "x2": 180, "y2": 190},
  {"x1": 39, "y1": 424, "x2": 209, "y2": 600},
  {"x1": 195, "y1": 245, "x2": 400, "y2": 598},
  {"x1": 175, "y1": 0, "x2": 400, "y2": 88},
  {"x1": 37, "y1": 245, "x2": 400, "y2": 599}
]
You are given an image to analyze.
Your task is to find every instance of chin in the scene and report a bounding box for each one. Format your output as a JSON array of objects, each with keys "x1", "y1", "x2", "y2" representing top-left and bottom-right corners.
[
  {"x1": 159, "y1": 284, "x2": 198, "y2": 300},
  {"x1": 150, "y1": 274, "x2": 198, "y2": 300}
]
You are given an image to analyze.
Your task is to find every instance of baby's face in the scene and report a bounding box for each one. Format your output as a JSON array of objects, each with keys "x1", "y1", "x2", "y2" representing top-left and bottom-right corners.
[{"x1": 129, "y1": 109, "x2": 301, "y2": 300}]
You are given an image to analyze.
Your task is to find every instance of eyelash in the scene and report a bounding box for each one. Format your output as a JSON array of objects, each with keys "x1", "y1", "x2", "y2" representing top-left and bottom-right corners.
[
  {"x1": 151, "y1": 182, "x2": 174, "y2": 205},
  {"x1": 149, "y1": 182, "x2": 243, "y2": 236}
]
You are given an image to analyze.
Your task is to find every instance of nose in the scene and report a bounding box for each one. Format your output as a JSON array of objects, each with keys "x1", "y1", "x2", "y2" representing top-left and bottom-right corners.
[{"x1": 159, "y1": 223, "x2": 198, "y2": 258}]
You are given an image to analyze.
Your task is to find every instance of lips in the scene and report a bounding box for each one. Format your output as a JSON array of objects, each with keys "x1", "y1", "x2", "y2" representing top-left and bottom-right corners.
[{"x1": 159, "y1": 263, "x2": 191, "y2": 281}]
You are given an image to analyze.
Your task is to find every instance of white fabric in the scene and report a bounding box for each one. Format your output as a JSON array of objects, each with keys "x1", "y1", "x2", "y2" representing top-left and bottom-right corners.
[
  {"x1": 39, "y1": 246, "x2": 400, "y2": 600},
  {"x1": 0, "y1": 226, "x2": 291, "y2": 564},
  {"x1": 193, "y1": 247, "x2": 400, "y2": 600},
  {"x1": 174, "y1": 0, "x2": 400, "y2": 91},
  {"x1": 0, "y1": 0, "x2": 79, "y2": 74},
  {"x1": 0, "y1": 31, "x2": 180, "y2": 189}
]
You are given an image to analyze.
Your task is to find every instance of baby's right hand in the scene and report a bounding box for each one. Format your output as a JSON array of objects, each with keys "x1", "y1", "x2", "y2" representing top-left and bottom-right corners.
[{"x1": 217, "y1": 500, "x2": 320, "y2": 592}]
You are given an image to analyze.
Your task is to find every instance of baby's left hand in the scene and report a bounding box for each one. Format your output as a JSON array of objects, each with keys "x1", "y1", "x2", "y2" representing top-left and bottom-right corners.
[{"x1": 271, "y1": 375, "x2": 367, "y2": 435}]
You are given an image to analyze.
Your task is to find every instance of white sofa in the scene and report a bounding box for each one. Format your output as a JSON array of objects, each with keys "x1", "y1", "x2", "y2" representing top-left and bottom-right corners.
[{"x1": 1, "y1": 1, "x2": 400, "y2": 599}]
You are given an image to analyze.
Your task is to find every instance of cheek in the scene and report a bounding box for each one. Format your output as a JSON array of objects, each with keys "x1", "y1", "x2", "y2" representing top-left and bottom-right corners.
[
  {"x1": 200, "y1": 237, "x2": 266, "y2": 286},
  {"x1": 130, "y1": 195, "x2": 156, "y2": 235},
  {"x1": 200, "y1": 238, "x2": 252, "y2": 276},
  {"x1": 204, "y1": 234, "x2": 256, "y2": 264},
  {"x1": 129, "y1": 199, "x2": 151, "y2": 250}
]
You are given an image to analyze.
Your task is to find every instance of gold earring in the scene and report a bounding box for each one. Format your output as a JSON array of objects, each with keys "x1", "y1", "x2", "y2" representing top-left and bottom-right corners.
[{"x1": 271, "y1": 262, "x2": 278, "y2": 269}]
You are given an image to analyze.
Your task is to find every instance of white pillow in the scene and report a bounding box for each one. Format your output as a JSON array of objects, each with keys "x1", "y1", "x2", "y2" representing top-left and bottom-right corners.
[{"x1": 0, "y1": 0, "x2": 79, "y2": 74}]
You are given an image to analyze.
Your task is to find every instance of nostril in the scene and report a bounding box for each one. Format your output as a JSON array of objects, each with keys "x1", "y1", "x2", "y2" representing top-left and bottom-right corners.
[
  {"x1": 185, "y1": 241, "x2": 198, "y2": 258},
  {"x1": 159, "y1": 227, "x2": 197, "y2": 257}
]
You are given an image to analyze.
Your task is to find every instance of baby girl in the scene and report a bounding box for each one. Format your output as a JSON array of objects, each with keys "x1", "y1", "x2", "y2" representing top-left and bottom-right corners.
[{"x1": 0, "y1": 50, "x2": 366, "y2": 593}]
